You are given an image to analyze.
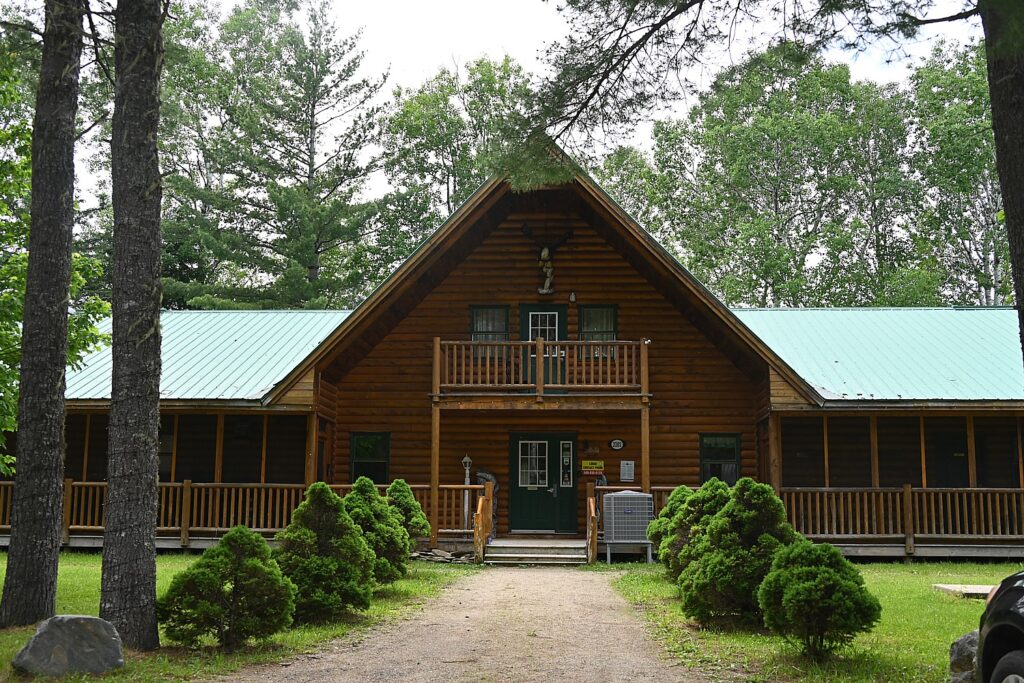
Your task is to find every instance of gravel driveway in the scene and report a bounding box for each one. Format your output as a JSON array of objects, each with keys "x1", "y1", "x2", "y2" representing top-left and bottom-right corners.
[{"x1": 218, "y1": 566, "x2": 708, "y2": 683}]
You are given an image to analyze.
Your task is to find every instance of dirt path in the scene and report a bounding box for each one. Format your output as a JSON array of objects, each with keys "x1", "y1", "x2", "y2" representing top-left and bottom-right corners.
[{"x1": 220, "y1": 566, "x2": 708, "y2": 683}]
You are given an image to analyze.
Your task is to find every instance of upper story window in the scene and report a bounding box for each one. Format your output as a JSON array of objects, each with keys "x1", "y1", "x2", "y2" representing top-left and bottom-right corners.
[
  {"x1": 579, "y1": 305, "x2": 617, "y2": 342},
  {"x1": 470, "y1": 306, "x2": 509, "y2": 342}
]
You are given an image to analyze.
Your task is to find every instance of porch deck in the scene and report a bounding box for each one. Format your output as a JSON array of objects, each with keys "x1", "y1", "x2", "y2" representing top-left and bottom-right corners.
[{"x1": 1, "y1": 480, "x2": 1021, "y2": 559}]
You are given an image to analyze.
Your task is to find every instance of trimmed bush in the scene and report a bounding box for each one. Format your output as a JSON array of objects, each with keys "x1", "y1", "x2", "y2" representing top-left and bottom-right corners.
[
  {"x1": 678, "y1": 477, "x2": 797, "y2": 623},
  {"x1": 386, "y1": 478, "x2": 431, "y2": 539},
  {"x1": 646, "y1": 484, "x2": 691, "y2": 557},
  {"x1": 758, "y1": 539, "x2": 881, "y2": 659},
  {"x1": 343, "y1": 476, "x2": 412, "y2": 584},
  {"x1": 275, "y1": 482, "x2": 376, "y2": 623},
  {"x1": 157, "y1": 526, "x2": 296, "y2": 649},
  {"x1": 660, "y1": 478, "x2": 730, "y2": 579}
]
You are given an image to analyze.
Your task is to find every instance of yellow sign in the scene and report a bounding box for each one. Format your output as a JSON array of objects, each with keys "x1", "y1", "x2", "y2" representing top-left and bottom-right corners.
[{"x1": 581, "y1": 460, "x2": 604, "y2": 474}]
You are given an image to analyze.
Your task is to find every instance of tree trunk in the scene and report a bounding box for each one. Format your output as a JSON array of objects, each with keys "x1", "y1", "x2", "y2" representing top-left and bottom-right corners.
[
  {"x1": 979, "y1": 0, "x2": 1024, "y2": 355},
  {"x1": 0, "y1": 0, "x2": 84, "y2": 628},
  {"x1": 100, "y1": 0, "x2": 165, "y2": 652}
]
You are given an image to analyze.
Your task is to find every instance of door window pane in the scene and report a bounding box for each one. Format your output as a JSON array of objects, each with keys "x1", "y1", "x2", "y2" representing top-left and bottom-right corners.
[
  {"x1": 518, "y1": 441, "x2": 548, "y2": 487},
  {"x1": 528, "y1": 312, "x2": 559, "y2": 342}
]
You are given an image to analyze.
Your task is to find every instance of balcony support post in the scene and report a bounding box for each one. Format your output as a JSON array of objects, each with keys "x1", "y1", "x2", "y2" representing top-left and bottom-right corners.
[
  {"x1": 641, "y1": 404, "x2": 651, "y2": 492},
  {"x1": 430, "y1": 402, "x2": 440, "y2": 547},
  {"x1": 535, "y1": 337, "x2": 544, "y2": 401}
]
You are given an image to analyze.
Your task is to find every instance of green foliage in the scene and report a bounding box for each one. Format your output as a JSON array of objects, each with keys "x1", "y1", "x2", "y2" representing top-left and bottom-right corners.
[
  {"x1": 758, "y1": 539, "x2": 882, "y2": 659},
  {"x1": 678, "y1": 478, "x2": 797, "y2": 623},
  {"x1": 343, "y1": 477, "x2": 411, "y2": 584},
  {"x1": 157, "y1": 526, "x2": 296, "y2": 649},
  {"x1": 0, "y1": 28, "x2": 108, "y2": 467},
  {"x1": 386, "y1": 478, "x2": 430, "y2": 539},
  {"x1": 275, "y1": 482, "x2": 375, "y2": 623},
  {"x1": 646, "y1": 484, "x2": 691, "y2": 551},
  {"x1": 660, "y1": 478, "x2": 731, "y2": 579}
]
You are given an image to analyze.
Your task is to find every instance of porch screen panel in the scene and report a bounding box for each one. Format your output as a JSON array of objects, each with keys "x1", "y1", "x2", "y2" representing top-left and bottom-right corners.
[
  {"x1": 827, "y1": 417, "x2": 871, "y2": 487},
  {"x1": 975, "y1": 417, "x2": 1019, "y2": 488},
  {"x1": 64, "y1": 414, "x2": 87, "y2": 480},
  {"x1": 86, "y1": 413, "x2": 109, "y2": 481},
  {"x1": 924, "y1": 417, "x2": 969, "y2": 488},
  {"x1": 780, "y1": 417, "x2": 824, "y2": 487},
  {"x1": 266, "y1": 415, "x2": 307, "y2": 484},
  {"x1": 877, "y1": 417, "x2": 921, "y2": 487},
  {"x1": 221, "y1": 415, "x2": 263, "y2": 483},
  {"x1": 351, "y1": 432, "x2": 389, "y2": 484},
  {"x1": 158, "y1": 415, "x2": 175, "y2": 481},
  {"x1": 175, "y1": 415, "x2": 217, "y2": 482}
]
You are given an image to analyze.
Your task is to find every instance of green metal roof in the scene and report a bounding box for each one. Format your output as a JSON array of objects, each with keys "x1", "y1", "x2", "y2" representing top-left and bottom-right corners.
[
  {"x1": 733, "y1": 307, "x2": 1024, "y2": 402},
  {"x1": 66, "y1": 309, "x2": 351, "y2": 402}
]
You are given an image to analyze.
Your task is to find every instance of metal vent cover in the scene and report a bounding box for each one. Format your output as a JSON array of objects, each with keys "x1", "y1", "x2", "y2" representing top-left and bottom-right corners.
[{"x1": 603, "y1": 491, "x2": 654, "y2": 543}]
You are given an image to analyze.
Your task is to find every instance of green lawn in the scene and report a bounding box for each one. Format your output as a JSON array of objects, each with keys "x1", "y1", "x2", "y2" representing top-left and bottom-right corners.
[
  {"x1": 0, "y1": 552, "x2": 476, "y2": 682},
  {"x1": 607, "y1": 560, "x2": 1024, "y2": 682}
]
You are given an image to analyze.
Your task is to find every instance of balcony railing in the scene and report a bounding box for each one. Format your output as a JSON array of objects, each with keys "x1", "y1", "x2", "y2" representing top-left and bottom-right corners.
[{"x1": 434, "y1": 338, "x2": 648, "y2": 396}]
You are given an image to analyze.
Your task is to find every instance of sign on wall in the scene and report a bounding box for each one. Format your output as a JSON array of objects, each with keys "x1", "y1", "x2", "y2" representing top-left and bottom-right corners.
[
  {"x1": 609, "y1": 439, "x2": 625, "y2": 450},
  {"x1": 620, "y1": 460, "x2": 635, "y2": 482},
  {"x1": 581, "y1": 460, "x2": 604, "y2": 475}
]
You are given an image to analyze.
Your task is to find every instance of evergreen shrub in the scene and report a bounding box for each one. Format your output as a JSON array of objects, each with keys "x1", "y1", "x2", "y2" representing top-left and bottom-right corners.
[
  {"x1": 758, "y1": 539, "x2": 881, "y2": 659},
  {"x1": 275, "y1": 482, "x2": 375, "y2": 622},
  {"x1": 343, "y1": 476, "x2": 412, "y2": 584},
  {"x1": 677, "y1": 477, "x2": 796, "y2": 623},
  {"x1": 157, "y1": 526, "x2": 295, "y2": 649},
  {"x1": 386, "y1": 478, "x2": 431, "y2": 539}
]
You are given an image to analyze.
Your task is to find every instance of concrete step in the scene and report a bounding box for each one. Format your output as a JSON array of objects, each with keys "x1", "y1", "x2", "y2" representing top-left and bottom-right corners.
[{"x1": 485, "y1": 543, "x2": 586, "y2": 557}]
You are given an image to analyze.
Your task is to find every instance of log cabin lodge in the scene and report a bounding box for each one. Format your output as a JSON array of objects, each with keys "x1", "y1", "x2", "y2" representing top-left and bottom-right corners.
[{"x1": 4, "y1": 163, "x2": 1024, "y2": 560}]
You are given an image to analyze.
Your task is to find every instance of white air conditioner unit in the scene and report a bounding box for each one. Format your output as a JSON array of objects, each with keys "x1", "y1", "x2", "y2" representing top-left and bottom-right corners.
[{"x1": 602, "y1": 490, "x2": 654, "y2": 543}]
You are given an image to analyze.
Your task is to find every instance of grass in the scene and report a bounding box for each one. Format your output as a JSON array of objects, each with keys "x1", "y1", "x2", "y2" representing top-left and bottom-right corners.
[
  {"x1": 607, "y1": 560, "x2": 1023, "y2": 682},
  {"x1": 0, "y1": 551, "x2": 477, "y2": 682}
]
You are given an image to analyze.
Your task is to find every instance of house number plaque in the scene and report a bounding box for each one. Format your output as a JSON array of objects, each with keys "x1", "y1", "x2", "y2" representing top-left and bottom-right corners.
[{"x1": 609, "y1": 439, "x2": 625, "y2": 450}]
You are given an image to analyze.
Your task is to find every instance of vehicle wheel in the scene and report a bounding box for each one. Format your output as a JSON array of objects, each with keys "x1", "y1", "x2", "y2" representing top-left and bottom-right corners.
[{"x1": 993, "y1": 650, "x2": 1024, "y2": 683}]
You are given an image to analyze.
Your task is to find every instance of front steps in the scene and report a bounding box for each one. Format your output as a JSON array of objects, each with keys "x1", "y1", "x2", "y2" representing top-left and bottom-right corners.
[{"x1": 483, "y1": 538, "x2": 588, "y2": 565}]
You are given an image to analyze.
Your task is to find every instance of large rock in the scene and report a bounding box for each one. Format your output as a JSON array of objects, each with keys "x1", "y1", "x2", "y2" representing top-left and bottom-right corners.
[
  {"x1": 950, "y1": 629, "x2": 978, "y2": 683},
  {"x1": 13, "y1": 615, "x2": 124, "y2": 677}
]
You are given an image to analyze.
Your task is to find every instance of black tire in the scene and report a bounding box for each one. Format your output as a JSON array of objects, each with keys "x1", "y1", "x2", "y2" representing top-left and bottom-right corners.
[{"x1": 993, "y1": 650, "x2": 1024, "y2": 683}]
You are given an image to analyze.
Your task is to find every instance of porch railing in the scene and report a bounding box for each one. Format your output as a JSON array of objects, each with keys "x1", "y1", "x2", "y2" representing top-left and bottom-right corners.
[
  {"x1": 0, "y1": 480, "x2": 483, "y2": 547},
  {"x1": 435, "y1": 338, "x2": 647, "y2": 394}
]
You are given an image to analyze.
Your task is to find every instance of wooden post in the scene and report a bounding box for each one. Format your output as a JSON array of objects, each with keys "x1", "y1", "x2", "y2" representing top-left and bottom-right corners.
[
  {"x1": 81, "y1": 414, "x2": 92, "y2": 482},
  {"x1": 768, "y1": 413, "x2": 782, "y2": 493},
  {"x1": 641, "y1": 404, "x2": 651, "y2": 493},
  {"x1": 432, "y1": 336, "x2": 441, "y2": 396},
  {"x1": 430, "y1": 403, "x2": 440, "y2": 547},
  {"x1": 1017, "y1": 418, "x2": 1023, "y2": 489},
  {"x1": 260, "y1": 414, "x2": 269, "y2": 484},
  {"x1": 214, "y1": 414, "x2": 225, "y2": 483},
  {"x1": 902, "y1": 483, "x2": 915, "y2": 555},
  {"x1": 304, "y1": 413, "x2": 316, "y2": 486},
  {"x1": 822, "y1": 416, "x2": 830, "y2": 488},
  {"x1": 586, "y1": 480, "x2": 596, "y2": 502},
  {"x1": 170, "y1": 414, "x2": 179, "y2": 482},
  {"x1": 61, "y1": 478, "x2": 73, "y2": 544},
  {"x1": 535, "y1": 337, "x2": 545, "y2": 401},
  {"x1": 966, "y1": 415, "x2": 978, "y2": 488},
  {"x1": 869, "y1": 416, "x2": 880, "y2": 487},
  {"x1": 640, "y1": 339, "x2": 650, "y2": 398},
  {"x1": 919, "y1": 416, "x2": 928, "y2": 488},
  {"x1": 180, "y1": 479, "x2": 192, "y2": 547}
]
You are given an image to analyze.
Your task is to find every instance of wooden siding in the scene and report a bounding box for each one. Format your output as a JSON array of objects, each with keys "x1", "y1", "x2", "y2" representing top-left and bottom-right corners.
[
  {"x1": 328, "y1": 200, "x2": 763, "y2": 531},
  {"x1": 769, "y1": 368, "x2": 812, "y2": 409},
  {"x1": 276, "y1": 368, "x2": 316, "y2": 408}
]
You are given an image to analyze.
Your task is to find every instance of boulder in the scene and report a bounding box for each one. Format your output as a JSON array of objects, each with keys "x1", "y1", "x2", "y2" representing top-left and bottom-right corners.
[
  {"x1": 430, "y1": 548, "x2": 453, "y2": 558},
  {"x1": 949, "y1": 629, "x2": 978, "y2": 683},
  {"x1": 13, "y1": 615, "x2": 124, "y2": 677}
]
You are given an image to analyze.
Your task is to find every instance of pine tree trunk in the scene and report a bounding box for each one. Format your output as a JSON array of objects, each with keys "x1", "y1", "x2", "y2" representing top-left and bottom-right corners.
[
  {"x1": 99, "y1": 0, "x2": 165, "y2": 652},
  {"x1": 979, "y1": 0, "x2": 1024, "y2": 354},
  {"x1": 0, "y1": 0, "x2": 84, "y2": 628}
]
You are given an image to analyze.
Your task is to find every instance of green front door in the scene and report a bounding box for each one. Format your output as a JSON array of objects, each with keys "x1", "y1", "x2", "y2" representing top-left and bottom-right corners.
[
  {"x1": 509, "y1": 432, "x2": 577, "y2": 533},
  {"x1": 520, "y1": 305, "x2": 568, "y2": 387}
]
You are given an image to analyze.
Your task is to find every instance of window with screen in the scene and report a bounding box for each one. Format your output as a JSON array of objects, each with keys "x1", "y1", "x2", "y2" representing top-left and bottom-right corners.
[
  {"x1": 470, "y1": 306, "x2": 509, "y2": 342},
  {"x1": 580, "y1": 305, "x2": 617, "y2": 358},
  {"x1": 351, "y1": 432, "x2": 389, "y2": 484},
  {"x1": 700, "y1": 433, "x2": 741, "y2": 485}
]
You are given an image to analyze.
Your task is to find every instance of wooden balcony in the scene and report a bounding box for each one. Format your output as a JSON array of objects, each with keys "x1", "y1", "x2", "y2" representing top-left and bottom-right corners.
[{"x1": 432, "y1": 337, "x2": 649, "y2": 410}]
